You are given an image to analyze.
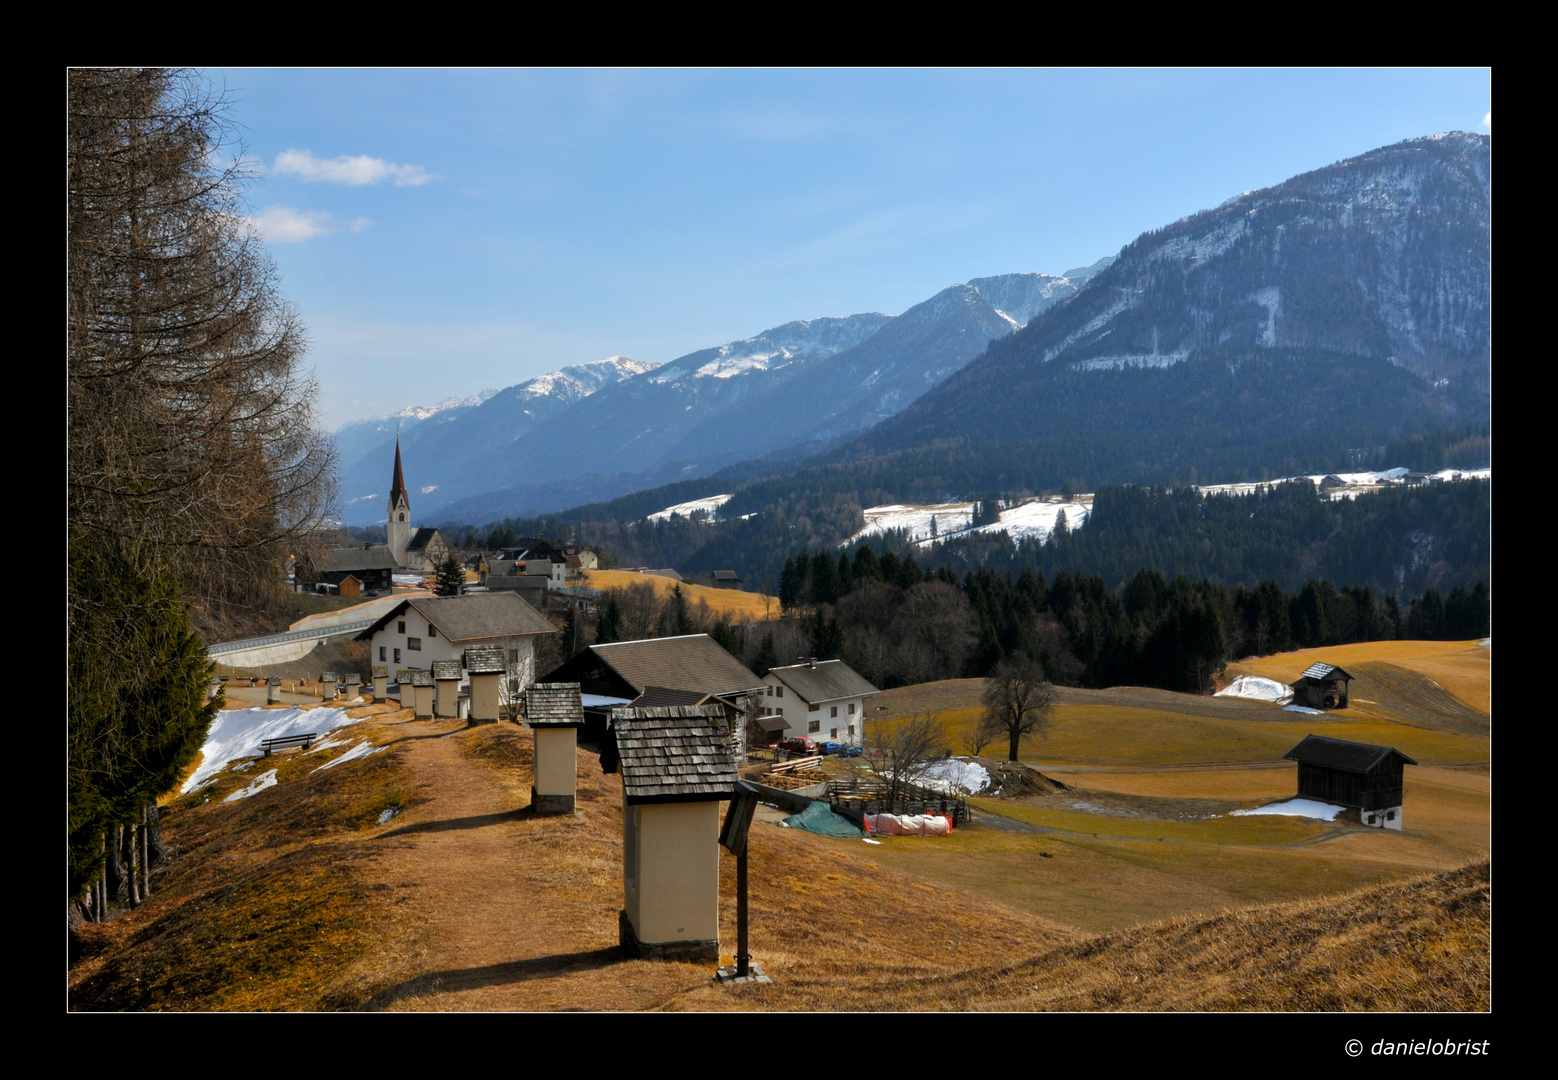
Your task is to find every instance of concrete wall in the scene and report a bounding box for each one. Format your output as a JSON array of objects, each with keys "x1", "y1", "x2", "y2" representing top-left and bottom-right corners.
[
  {"x1": 534, "y1": 727, "x2": 577, "y2": 799},
  {"x1": 628, "y1": 800, "x2": 720, "y2": 947}
]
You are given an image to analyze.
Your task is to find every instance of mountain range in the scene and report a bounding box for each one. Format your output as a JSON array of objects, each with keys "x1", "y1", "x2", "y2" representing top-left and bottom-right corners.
[{"x1": 335, "y1": 261, "x2": 1112, "y2": 524}]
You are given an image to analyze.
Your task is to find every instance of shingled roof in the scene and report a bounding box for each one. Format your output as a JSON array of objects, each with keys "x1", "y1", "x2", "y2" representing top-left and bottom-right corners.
[
  {"x1": 610, "y1": 705, "x2": 738, "y2": 804},
  {"x1": 408, "y1": 669, "x2": 433, "y2": 687},
  {"x1": 463, "y1": 645, "x2": 507, "y2": 674},
  {"x1": 768, "y1": 659, "x2": 879, "y2": 704},
  {"x1": 527, "y1": 682, "x2": 585, "y2": 726},
  {"x1": 1284, "y1": 734, "x2": 1417, "y2": 773},
  {"x1": 632, "y1": 686, "x2": 713, "y2": 707},
  {"x1": 1295, "y1": 662, "x2": 1353, "y2": 683},
  {"x1": 405, "y1": 527, "x2": 442, "y2": 552},
  {"x1": 589, "y1": 634, "x2": 765, "y2": 698},
  {"x1": 431, "y1": 660, "x2": 462, "y2": 681},
  {"x1": 310, "y1": 546, "x2": 400, "y2": 573},
  {"x1": 358, "y1": 592, "x2": 555, "y2": 643}
]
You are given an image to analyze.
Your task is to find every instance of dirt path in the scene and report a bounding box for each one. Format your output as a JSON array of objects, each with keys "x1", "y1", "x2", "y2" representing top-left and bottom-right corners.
[{"x1": 339, "y1": 718, "x2": 705, "y2": 1011}]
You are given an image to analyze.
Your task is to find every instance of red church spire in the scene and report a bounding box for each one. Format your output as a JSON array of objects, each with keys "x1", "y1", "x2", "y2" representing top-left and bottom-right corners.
[{"x1": 389, "y1": 438, "x2": 409, "y2": 509}]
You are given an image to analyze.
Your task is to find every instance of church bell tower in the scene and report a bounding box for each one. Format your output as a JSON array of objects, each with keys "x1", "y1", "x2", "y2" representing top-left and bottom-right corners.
[{"x1": 387, "y1": 438, "x2": 412, "y2": 567}]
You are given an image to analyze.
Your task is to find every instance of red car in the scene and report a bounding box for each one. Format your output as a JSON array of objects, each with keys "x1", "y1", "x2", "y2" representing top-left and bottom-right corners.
[{"x1": 781, "y1": 737, "x2": 819, "y2": 755}]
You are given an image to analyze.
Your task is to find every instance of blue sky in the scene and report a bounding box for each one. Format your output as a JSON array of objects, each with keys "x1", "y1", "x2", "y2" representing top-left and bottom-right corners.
[{"x1": 208, "y1": 68, "x2": 1491, "y2": 428}]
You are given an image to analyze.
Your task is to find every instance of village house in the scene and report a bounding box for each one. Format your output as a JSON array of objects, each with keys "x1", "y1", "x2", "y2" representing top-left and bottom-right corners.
[
  {"x1": 356, "y1": 592, "x2": 555, "y2": 701},
  {"x1": 760, "y1": 658, "x2": 879, "y2": 747},
  {"x1": 1284, "y1": 734, "x2": 1417, "y2": 829},
  {"x1": 541, "y1": 634, "x2": 767, "y2": 754},
  {"x1": 294, "y1": 544, "x2": 397, "y2": 595},
  {"x1": 1291, "y1": 662, "x2": 1353, "y2": 709}
]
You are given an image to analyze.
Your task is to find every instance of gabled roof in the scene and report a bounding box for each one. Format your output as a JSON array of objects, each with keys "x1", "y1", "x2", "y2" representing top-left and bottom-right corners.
[
  {"x1": 1283, "y1": 734, "x2": 1417, "y2": 772},
  {"x1": 431, "y1": 659, "x2": 462, "y2": 681},
  {"x1": 589, "y1": 634, "x2": 765, "y2": 698},
  {"x1": 1295, "y1": 662, "x2": 1353, "y2": 683},
  {"x1": 310, "y1": 546, "x2": 400, "y2": 573},
  {"x1": 357, "y1": 592, "x2": 555, "y2": 643},
  {"x1": 768, "y1": 659, "x2": 879, "y2": 704},
  {"x1": 610, "y1": 705, "x2": 738, "y2": 804},
  {"x1": 527, "y1": 682, "x2": 584, "y2": 726},
  {"x1": 408, "y1": 669, "x2": 433, "y2": 687},
  {"x1": 632, "y1": 686, "x2": 713, "y2": 708},
  {"x1": 405, "y1": 527, "x2": 442, "y2": 552},
  {"x1": 463, "y1": 644, "x2": 507, "y2": 674}
]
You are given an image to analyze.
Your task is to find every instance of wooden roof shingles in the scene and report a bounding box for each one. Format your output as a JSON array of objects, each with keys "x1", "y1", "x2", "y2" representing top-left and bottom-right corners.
[
  {"x1": 527, "y1": 682, "x2": 585, "y2": 726},
  {"x1": 1296, "y1": 662, "x2": 1352, "y2": 683},
  {"x1": 464, "y1": 645, "x2": 507, "y2": 674},
  {"x1": 590, "y1": 634, "x2": 764, "y2": 698},
  {"x1": 768, "y1": 659, "x2": 879, "y2": 703},
  {"x1": 431, "y1": 659, "x2": 462, "y2": 681},
  {"x1": 611, "y1": 705, "x2": 738, "y2": 804},
  {"x1": 1284, "y1": 734, "x2": 1417, "y2": 772}
]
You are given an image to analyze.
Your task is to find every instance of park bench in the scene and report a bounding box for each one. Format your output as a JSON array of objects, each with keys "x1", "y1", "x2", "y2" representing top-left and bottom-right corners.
[{"x1": 260, "y1": 733, "x2": 317, "y2": 756}]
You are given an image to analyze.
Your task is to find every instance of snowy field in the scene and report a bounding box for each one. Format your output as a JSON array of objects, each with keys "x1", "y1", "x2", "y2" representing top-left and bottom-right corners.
[
  {"x1": 646, "y1": 493, "x2": 733, "y2": 522},
  {"x1": 1197, "y1": 466, "x2": 1490, "y2": 501},
  {"x1": 1231, "y1": 798, "x2": 1347, "y2": 821},
  {"x1": 1216, "y1": 676, "x2": 1292, "y2": 704},
  {"x1": 181, "y1": 705, "x2": 359, "y2": 794},
  {"x1": 849, "y1": 498, "x2": 1090, "y2": 548}
]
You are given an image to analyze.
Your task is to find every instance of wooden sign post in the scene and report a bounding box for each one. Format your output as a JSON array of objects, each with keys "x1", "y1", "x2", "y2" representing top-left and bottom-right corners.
[{"x1": 717, "y1": 780, "x2": 768, "y2": 983}]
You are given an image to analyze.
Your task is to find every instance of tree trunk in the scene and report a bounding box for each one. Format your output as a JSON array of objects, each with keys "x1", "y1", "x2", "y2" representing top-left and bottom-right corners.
[
  {"x1": 126, "y1": 822, "x2": 141, "y2": 907},
  {"x1": 1008, "y1": 728, "x2": 1021, "y2": 762},
  {"x1": 141, "y1": 804, "x2": 153, "y2": 897}
]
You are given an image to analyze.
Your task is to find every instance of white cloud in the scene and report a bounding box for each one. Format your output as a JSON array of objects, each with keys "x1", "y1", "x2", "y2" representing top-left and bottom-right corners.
[
  {"x1": 1481, "y1": 111, "x2": 1491, "y2": 130},
  {"x1": 246, "y1": 205, "x2": 370, "y2": 243},
  {"x1": 272, "y1": 148, "x2": 433, "y2": 187}
]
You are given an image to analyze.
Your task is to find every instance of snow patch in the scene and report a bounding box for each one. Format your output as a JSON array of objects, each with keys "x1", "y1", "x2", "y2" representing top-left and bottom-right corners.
[
  {"x1": 183, "y1": 706, "x2": 357, "y2": 793},
  {"x1": 311, "y1": 739, "x2": 387, "y2": 773},
  {"x1": 848, "y1": 503, "x2": 974, "y2": 546},
  {"x1": 223, "y1": 769, "x2": 278, "y2": 802},
  {"x1": 1283, "y1": 704, "x2": 1325, "y2": 715},
  {"x1": 1231, "y1": 798, "x2": 1346, "y2": 821},
  {"x1": 1071, "y1": 352, "x2": 1189, "y2": 371},
  {"x1": 918, "y1": 758, "x2": 991, "y2": 795},
  {"x1": 1216, "y1": 676, "x2": 1292, "y2": 704}
]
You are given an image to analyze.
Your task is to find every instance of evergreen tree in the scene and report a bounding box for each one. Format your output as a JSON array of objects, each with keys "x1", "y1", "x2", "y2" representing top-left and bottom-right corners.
[
  {"x1": 433, "y1": 551, "x2": 465, "y2": 596},
  {"x1": 560, "y1": 604, "x2": 581, "y2": 658},
  {"x1": 595, "y1": 593, "x2": 623, "y2": 645},
  {"x1": 754, "y1": 631, "x2": 779, "y2": 677},
  {"x1": 808, "y1": 607, "x2": 844, "y2": 660}
]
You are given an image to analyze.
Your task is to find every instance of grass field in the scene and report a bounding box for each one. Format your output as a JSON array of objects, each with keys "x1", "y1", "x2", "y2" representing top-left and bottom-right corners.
[
  {"x1": 71, "y1": 639, "x2": 1490, "y2": 1010},
  {"x1": 582, "y1": 570, "x2": 775, "y2": 622}
]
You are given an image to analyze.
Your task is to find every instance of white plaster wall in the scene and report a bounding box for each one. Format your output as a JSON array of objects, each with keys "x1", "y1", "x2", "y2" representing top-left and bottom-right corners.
[
  {"x1": 635, "y1": 801, "x2": 721, "y2": 945},
  {"x1": 534, "y1": 727, "x2": 577, "y2": 798}
]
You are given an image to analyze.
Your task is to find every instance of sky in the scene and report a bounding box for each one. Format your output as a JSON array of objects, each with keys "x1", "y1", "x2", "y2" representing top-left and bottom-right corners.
[{"x1": 204, "y1": 68, "x2": 1492, "y2": 428}]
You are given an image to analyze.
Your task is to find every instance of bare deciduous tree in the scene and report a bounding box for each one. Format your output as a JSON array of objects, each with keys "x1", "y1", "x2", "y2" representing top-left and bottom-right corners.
[
  {"x1": 864, "y1": 711, "x2": 948, "y2": 803},
  {"x1": 979, "y1": 653, "x2": 1056, "y2": 761}
]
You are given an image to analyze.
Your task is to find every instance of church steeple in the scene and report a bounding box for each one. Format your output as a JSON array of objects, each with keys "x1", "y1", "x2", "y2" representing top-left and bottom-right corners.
[{"x1": 387, "y1": 438, "x2": 412, "y2": 567}]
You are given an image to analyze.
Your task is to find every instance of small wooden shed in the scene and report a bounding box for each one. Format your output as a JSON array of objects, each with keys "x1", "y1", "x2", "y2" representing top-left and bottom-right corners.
[
  {"x1": 371, "y1": 664, "x2": 389, "y2": 703},
  {"x1": 526, "y1": 682, "x2": 585, "y2": 815},
  {"x1": 605, "y1": 705, "x2": 738, "y2": 962},
  {"x1": 431, "y1": 659, "x2": 462, "y2": 719},
  {"x1": 1291, "y1": 662, "x2": 1353, "y2": 709},
  {"x1": 321, "y1": 671, "x2": 338, "y2": 701},
  {"x1": 1284, "y1": 734, "x2": 1417, "y2": 830},
  {"x1": 464, "y1": 645, "x2": 506, "y2": 724}
]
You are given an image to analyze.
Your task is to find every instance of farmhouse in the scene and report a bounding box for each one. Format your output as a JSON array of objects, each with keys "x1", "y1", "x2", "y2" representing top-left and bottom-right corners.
[
  {"x1": 541, "y1": 634, "x2": 767, "y2": 753},
  {"x1": 1291, "y1": 662, "x2": 1353, "y2": 709},
  {"x1": 604, "y1": 704, "x2": 738, "y2": 961},
  {"x1": 761, "y1": 659, "x2": 879, "y2": 748},
  {"x1": 1284, "y1": 734, "x2": 1417, "y2": 830},
  {"x1": 356, "y1": 592, "x2": 556, "y2": 696},
  {"x1": 294, "y1": 544, "x2": 397, "y2": 595}
]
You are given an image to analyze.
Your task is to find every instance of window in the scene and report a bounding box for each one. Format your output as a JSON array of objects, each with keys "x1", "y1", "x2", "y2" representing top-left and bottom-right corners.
[
  {"x1": 379, "y1": 647, "x2": 386, "y2": 661},
  {"x1": 830, "y1": 728, "x2": 838, "y2": 739},
  {"x1": 397, "y1": 620, "x2": 406, "y2": 634},
  {"x1": 393, "y1": 648, "x2": 401, "y2": 663},
  {"x1": 848, "y1": 725, "x2": 855, "y2": 736},
  {"x1": 765, "y1": 685, "x2": 772, "y2": 696},
  {"x1": 808, "y1": 720, "x2": 820, "y2": 733},
  {"x1": 848, "y1": 703, "x2": 855, "y2": 715},
  {"x1": 407, "y1": 637, "x2": 421, "y2": 651},
  {"x1": 830, "y1": 706, "x2": 838, "y2": 717},
  {"x1": 808, "y1": 702, "x2": 819, "y2": 712},
  {"x1": 775, "y1": 686, "x2": 783, "y2": 698},
  {"x1": 508, "y1": 648, "x2": 520, "y2": 663},
  {"x1": 429, "y1": 626, "x2": 436, "y2": 638}
]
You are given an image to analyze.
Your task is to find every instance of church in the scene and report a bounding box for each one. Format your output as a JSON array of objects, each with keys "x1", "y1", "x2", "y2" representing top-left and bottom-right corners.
[
  {"x1": 385, "y1": 440, "x2": 453, "y2": 574},
  {"x1": 295, "y1": 440, "x2": 453, "y2": 594}
]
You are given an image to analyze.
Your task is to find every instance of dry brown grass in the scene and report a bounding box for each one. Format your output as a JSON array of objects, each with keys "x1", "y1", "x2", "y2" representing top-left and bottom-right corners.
[
  {"x1": 583, "y1": 569, "x2": 776, "y2": 621},
  {"x1": 838, "y1": 859, "x2": 1491, "y2": 1011},
  {"x1": 1227, "y1": 639, "x2": 1491, "y2": 716}
]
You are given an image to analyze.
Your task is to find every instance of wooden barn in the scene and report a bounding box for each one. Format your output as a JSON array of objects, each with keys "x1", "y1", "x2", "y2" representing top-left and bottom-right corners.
[
  {"x1": 1283, "y1": 734, "x2": 1416, "y2": 830},
  {"x1": 1290, "y1": 662, "x2": 1353, "y2": 709}
]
